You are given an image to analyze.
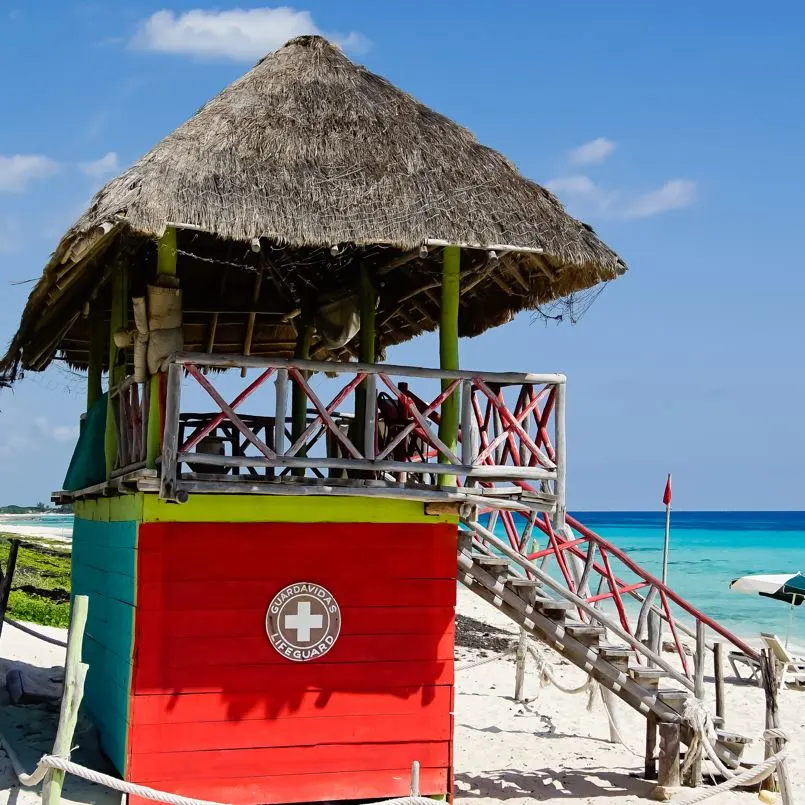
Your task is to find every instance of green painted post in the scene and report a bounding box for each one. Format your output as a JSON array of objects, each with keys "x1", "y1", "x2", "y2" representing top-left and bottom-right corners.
[
  {"x1": 355, "y1": 264, "x2": 376, "y2": 454},
  {"x1": 104, "y1": 265, "x2": 128, "y2": 477},
  {"x1": 146, "y1": 228, "x2": 177, "y2": 468},
  {"x1": 86, "y1": 301, "x2": 104, "y2": 411},
  {"x1": 438, "y1": 246, "x2": 460, "y2": 486}
]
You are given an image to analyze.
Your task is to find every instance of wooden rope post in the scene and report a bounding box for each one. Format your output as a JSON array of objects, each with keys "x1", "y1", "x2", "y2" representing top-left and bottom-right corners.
[
  {"x1": 42, "y1": 594, "x2": 89, "y2": 805},
  {"x1": 146, "y1": 227, "x2": 177, "y2": 468},
  {"x1": 0, "y1": 539, "x2": 20, "y2": 641},
  {"x1": 657, "y1": 722, "x2": 681, "y2": 790},
  {"x1": 713, "y1": 642, "x2": 726, "y2": 720},
  {"x1": 644, "y1": 712, "x2": 658, "y2": 779},
  {"x1": 761, "y1": 649, "x2": 794, "y2": 803},
  {"x1": 438, "y1": 246, "x2": 460, "y2": 487},
  {"x1": 647, "y1": 609, "x2": 661, "y2": 669},
  {"x1": 682, "y1": 620, "x2": 706, "y2": 786}
]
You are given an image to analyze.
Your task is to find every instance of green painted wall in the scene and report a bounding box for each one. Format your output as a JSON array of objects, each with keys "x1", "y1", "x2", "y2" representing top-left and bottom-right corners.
[{"x1": 72, "y1": 511, "x2": 137, "y2": 774}]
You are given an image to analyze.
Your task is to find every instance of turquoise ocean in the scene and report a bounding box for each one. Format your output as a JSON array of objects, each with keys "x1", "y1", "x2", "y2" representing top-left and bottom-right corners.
[{"x1": 5, "y1": 511, "x2": 805, "y2": 646}]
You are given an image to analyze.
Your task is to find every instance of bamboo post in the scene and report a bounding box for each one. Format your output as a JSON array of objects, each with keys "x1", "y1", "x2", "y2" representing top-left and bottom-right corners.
[
  {"x1": 0, "y1": 539, "x2": 20, "y2": 641},
  {"x1": 438, "y1": 246, "x2": 460, "y2": 487},
  {"x1": 104, "y1": 263, "x2": 128, "y2": 477},
  {"x1": 146, "y1": 227, "x2": 178, "y2": 468},
  {"x1": 761, "y1": 649, "x2": 794, "y2": 803},
  {"x1": 714, "y1": 642, "x2": 725, "y2": 720},
  {"x1": 274, "y1": 368, "x2": 288, "y2": 457},
  {"x1": 291, "y1": 320, "x2": 313, "y2": 475},
  {"x1": 159, "y1": 363, "x2": 183, "y2": 501},
  {"x1": 355, "y1": 264, "x2": 376, "y2": 457},
  {"x1": 42, "y1": 594, "x2": 89, "y2": 805},
  {"x1": 241, "y1": 269, "x2": 263, "y2": 377},
  {"x1": 86, "y1": 301, "x2": 104, "y2": 411},
  {"x1": 553, "y1": 381, "x2": 567, "y2": 528}
]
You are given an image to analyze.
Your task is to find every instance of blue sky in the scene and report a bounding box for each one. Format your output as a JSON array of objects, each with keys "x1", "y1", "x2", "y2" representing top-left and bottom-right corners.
[{"x1": 0, "y1": 1, "x2": 803, "y2": 509}]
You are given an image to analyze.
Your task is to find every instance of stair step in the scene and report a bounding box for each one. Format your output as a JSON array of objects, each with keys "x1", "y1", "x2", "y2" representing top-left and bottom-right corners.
[
  {"x1": 532, "y1": 598, "x2": 572, "y2": 620},
  {"x1": 598, "y1": 645, "x2": 632, "y2": 661},
  {"x1": 471, "y1": 553, "x2": 509, "y2": 568},
  {"x1": 506, "y1": 578, "x2": 542, "y2": 589},
  {"x1": 716, "y1": 730, "x2": 752, "y2": 746},
  {"x1": 629, "y1": 667, "x2": 670, "y2": 680},
  {"x1": 565, "y1": 624, "x2": 604, "y2": 645}
]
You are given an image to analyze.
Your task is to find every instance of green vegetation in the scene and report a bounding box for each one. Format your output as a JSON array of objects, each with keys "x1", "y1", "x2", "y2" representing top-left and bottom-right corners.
[
  {"x1": 0, "y1": 535, "x2": 71, "y2": 627},
  {"x1": 0, "y1": 503, "x2": 73, "y2": 514}
]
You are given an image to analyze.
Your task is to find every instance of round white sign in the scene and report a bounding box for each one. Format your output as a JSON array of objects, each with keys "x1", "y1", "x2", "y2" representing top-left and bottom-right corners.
[{"x1": 265, "y1": 582, "x2": 341, "y2": 662}]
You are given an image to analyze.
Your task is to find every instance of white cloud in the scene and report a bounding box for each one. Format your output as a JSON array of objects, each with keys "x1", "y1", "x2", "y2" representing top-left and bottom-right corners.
[
  {"x1": 545, "y1": 175, "x2": 598, "y2": 197},
  {"x1": 0, "y1": 218, "x2": 20, "y2": 253},
  {"x1": 131, "y1": 7, "x2": 369, "y2": 61},
  {"x1": 623, "y1": 179, "x2": 697, "y2": 219},
  {"x1": 568, "y1": 137, "x2": 616, "y2": 166},
  {"x1": 79, "y1": 151, "x2": 119, "y2": 178},
  {"x1": 546, "y1": 174, "x2": 696, "y2": 220},
  {"x1": 35, "y1": 418, "x2": 80, "y2": 443},
  {"x1": 0, "y1": 155, "x2": 58, "y2": 192}
]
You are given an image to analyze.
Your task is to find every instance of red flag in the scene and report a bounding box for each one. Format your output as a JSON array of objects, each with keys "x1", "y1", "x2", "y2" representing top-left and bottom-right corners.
[{"x1": 663, "y1": 474, "x2": 672, "y2": 506}]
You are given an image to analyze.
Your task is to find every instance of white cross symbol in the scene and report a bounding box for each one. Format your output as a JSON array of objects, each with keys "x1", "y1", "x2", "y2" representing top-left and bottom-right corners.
[{"x1": 284, "y1": 601, "x2": 323, "y2": 643}]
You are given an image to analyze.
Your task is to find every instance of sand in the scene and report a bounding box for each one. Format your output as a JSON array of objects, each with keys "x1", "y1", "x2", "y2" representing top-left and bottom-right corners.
[{"x1": 1, "y1": 590, "x2": 804, "y2": 805}]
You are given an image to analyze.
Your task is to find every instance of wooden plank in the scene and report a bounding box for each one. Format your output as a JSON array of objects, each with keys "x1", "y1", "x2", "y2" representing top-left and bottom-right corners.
[
  {"x1": 130, "y1": 685, "x2": 453, "y2": 725},
  {"x1": 128, "y1": 767, "x2": 448, "y2": 805},
  {"x1": 129, "y1": 741, "x2": 450, "y2": 781},
  {"x1": 137, "y1": 631, "x2": 455, "y2": 671},
  {"x1": 133, "y1": 659, "x2": 454, "y2": 695},
  {"x1": 136, "y1": 578, "x2": 457, "y2": 612},
  {"x1": 135, "y1": 606, "x2": 455, "y2": 639},
  {"x1": 129, "y1": 710, "x2": 451, "y2": 754}
]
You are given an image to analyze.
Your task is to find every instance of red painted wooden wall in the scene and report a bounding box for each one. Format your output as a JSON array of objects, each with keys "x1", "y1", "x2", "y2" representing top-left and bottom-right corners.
[{"x1": 128, "y1": 520, "x2": 457, "y2": 805}]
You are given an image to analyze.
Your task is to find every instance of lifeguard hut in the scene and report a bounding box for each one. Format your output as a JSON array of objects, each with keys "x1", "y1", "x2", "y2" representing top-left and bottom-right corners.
[{"x1": 1, "y1": 36, "x2": 625, "y2": 805}]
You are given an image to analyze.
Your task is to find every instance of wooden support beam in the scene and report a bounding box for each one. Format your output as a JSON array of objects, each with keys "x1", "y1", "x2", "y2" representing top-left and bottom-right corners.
[
  {"x1": 644, "y1": 712, "x2": 658, "y2": 780},
  {"x1": 354, "y1": 264, "x2": 376, "y2": 456},
  {"x1": 86, "y1": 301, "x2": 104, "y2": 410},
  {"x1": 657, "y1": 722, "x2": 681, "y2": 790},
  {"x1": 438, "y1": 246, "x2": 460, "y2": 486},
  {"x1": 761, "y1": 649, "x2": 794, "y2": 803},
  {"x1": 104, "y1": 263, "x2": 128, "y2": 477},
  {"x1": 291, "y1": 319, "x2": 313, "y2": 475},
  {"x1": 146, "y1": 227, "x2": 177, "y2": 469},
  {"x1": 241, "y1": 269, "x2": 263, "y2": 377}
]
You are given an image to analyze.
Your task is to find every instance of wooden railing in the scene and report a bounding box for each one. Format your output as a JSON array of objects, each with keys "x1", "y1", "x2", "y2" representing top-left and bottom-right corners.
[
  {"x1": 154, "y1": 353, "x2": 566, "y2": 506},
  {"x1": 109, "y1": 376, "x2": 150, "y2": 475}
]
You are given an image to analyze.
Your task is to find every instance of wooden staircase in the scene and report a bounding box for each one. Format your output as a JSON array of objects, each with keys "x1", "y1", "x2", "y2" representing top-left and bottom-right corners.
[{"x1": 456, "y1": 527, "x2": 753, "y2": 787}]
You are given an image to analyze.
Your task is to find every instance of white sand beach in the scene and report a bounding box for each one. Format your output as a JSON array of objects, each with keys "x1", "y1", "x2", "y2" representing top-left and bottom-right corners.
[
  {"x1": 1, "y1": 589, "x2": 803, "y2": 805},
  {"x1": 0, "y1": 516, "x2": 72, "y2": 542}
]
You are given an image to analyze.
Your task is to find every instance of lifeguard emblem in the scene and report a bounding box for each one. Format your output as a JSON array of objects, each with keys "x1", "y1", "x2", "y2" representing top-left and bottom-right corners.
[{"x1": 266, "y1": 582, "x2": 341, "y2": 662}]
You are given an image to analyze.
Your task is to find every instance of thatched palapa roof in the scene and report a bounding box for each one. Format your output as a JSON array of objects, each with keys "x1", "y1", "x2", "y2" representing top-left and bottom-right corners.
[{"x1": 1, "y1": 35, "x2": 625, "y2": 381}]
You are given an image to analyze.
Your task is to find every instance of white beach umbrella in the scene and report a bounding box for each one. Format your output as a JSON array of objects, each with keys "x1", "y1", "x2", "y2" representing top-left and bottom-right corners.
[{"x1": 730, "y1": 572, "x2": 805, "y2": 647}]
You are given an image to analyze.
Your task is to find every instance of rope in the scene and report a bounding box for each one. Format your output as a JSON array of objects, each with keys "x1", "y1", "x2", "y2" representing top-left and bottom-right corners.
[
  {"x1": 673, "y1": 733, "x2": 789, "y2": 804},
  {"x1": 455, "y1": 643, "x2": 517, "y2": 671},
  {"x1": 1, "y1": 741, "x2": 437, "y2": 805},
  {"x1": 3, "y1": 617, "x2": 68, "y2": 648}
]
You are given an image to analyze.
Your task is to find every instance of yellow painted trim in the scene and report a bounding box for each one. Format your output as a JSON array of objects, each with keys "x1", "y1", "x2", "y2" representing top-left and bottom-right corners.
[
  {"x1": 142, "y1": 494, "x2": 458, "y2": 524},
  {"x1": 74, "y1": 493, "x2": 143, "y2": 523}
]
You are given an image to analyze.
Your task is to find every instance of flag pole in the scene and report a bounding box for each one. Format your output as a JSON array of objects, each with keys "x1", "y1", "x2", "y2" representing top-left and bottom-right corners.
[{"x1": 662, "y1": 473, "x2": 672, "y2": 586}]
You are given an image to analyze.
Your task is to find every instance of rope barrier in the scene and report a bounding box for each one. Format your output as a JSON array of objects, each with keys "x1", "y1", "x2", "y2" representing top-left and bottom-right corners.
[
  {"x1": 1, "y1": 733, "x2": 438, "y2": 805},
  {"x1": 455, "y1": 643, "x2": 517, "y2": 671},
  {"x1": 3, "y1": 617, "x2": 68, "y2": 648},
  {"x1": 673, "y1": 734, "x2": 789, "y2": 804}
]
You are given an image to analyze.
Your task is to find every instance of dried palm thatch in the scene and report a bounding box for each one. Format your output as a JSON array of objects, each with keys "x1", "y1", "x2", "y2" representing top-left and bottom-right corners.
[{"x1": 1, "y1": 35, "x2": 625, "y2": 381}]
